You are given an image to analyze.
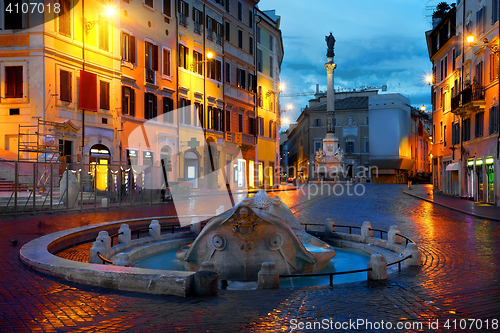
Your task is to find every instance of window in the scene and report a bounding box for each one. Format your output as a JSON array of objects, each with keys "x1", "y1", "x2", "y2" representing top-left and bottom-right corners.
[
  {"x1": 269, "y1": 120, "x2": 274, "y2": 138},
  {"x1": 248, "y1": 9, "x2": 253, "y2": 28},
  {"x1": 122, "y1": 86, "x2": 135, "y2": 116},
  {"x1": 452, "y1": 122, "x2": 460, "y2": 145},
  {"x1": 179, "y1": 98, "x2": 191, "y2": 124},
  {"x1": 163, "y1": 0, "x2": 171, "y2": 16},
  {"x1": 249, "y1": 117, "x2": 255, "y2": 134},
  {"x1": 259, "y1": 117, "x2": 264, "y2": 136},
  {"x1": 225, "y1": 62, "x2": 231, "y2": 83},
  {"x1": 237, "y1": 1, "x2": 242, "y2": 20},
  {"x1": 365, "y1": 116, "x2": 369, "y2": 125},
  {"x1": 145, "y1": 42, "x2": 159, "y2": 70},
  {"x1": 476, "y1": 6, "x2": 486, "y2": 35},
  {"x1": 178, "y1": 44, "x2": 188, "y2": 69},
  {"x1": 365, "y1": 141, "x2": 369, "y2": 153},
  {"x1": 475, "y1": 112, "x2": 484, "y2": 138},
  {"x1": 163, "y1": 96, "x2": 174, "y2": 123},
  {"x1": 207, "y1": 16, "x2": 214, "y2": 40},
  {"x1": 452, "y1": 49, "x2": 456, "y2": 71},
  {"x1": 178, "y1": 0, "x2": 188, "y2": 27},
  {"x1": 215, "y1": 21, "x2": 223, "y2": 45},
  {"x1": 269, "y1": 35, "x2": 274, "y2": 51},
  {"x1": 58, "y1": 0, "x2": 71, "y2": 36},
  {"x1": 490, "y1": 106, "x2": 499, "y2": 134},
  {"x1": 98, "y1": 21, "x2": 109, "y2": 51},
  {"x1": 225, "y1": 22, "x2": 230, "y2": 41},
  {"x1": 269, "y1": 56, "x2": 273, "y2": 78},
  {"x1": 476, "y1": 61, "x2": 484, "y2": 86},
  {"x1": 314, "y1": 142, "x2": 322, "y2": 152},
  {"x1": 193, "y1": 8, "x2": 203, "y2": 34},
  {"x1": 443, "y1": 125, "x2": 447, "y2": 146},
  {"x1": 196, "y1": 102, "x2": 204, "y2": 127},
  {"x1": 249, "y1": 36, "x2": 253, "y2": 55},
  {"x1": 490, "y1": 52, "x2": 499, "y2": 82},
  {"x1": 346, "y1": 141, "x2": 354, "y2": 153},
  {"x1": 225, "y1": 0, "x2": 230, "y2": 12},
  {"x1": 237, "y1": 69, "x2": 246, "y2": 89},
  {"x1": 257, "y1": 49, "x2": 262, "y2": 72},
  {"x1": 5, "y1": 66, "x2": 23, "y2": 98},
  {"x1": 226, "y1": 110, "x2": 231, "y2": 132},
  {"x1": 163, "y1": 48, "x2": 171, "y2": 76},
  {"x1": 121, "y1": 32, "x2": 136, "y2": 63},
  {"x1": 493, "y1": 0, "x2": 499, "y2": 23},
  {"x1": 463, "y1": 118, "x2": 471, "y2": 141},
  {"x1": 257, "y1": 85, "x2": 263, "y2": 107},
  {"x1": 193, "y1": 50, "x2": 203, "y2": 75},
  {"x1": 440, "y1": 121, "x2": 443, "y2": 141},
  {"x1": 145, "y1": 0, "x2": 153, "y2": 8},
  {"x1": 238, "y1": 114, "x2": 243, "y2": 132},
  {"x1": 144, "y1": 93, "x2": 157, "y2": 120},
  {"x1": 247, "y1": 73, "x2": 256, "y2": 93},
  {"x1": 314, "y1": 118, "x2": 321, "y2": 127},
  {"x1": 238, "y1": 29, "x2": 243, "y2": 48},
  {"x1": 100, "y1": 81, "x2": 109, "y2": 110},
  {"x1": 256, "y1": 26, "x2": 261, "y2": 44},
  {"x1": 207, "y1": 58, "x2": 222, "y2": 81}
]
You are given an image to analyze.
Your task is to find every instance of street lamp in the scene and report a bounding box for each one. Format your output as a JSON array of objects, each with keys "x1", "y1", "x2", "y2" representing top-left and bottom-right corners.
[{"x1": 84, "y1": 4, "x2": 115, "y2": 32}]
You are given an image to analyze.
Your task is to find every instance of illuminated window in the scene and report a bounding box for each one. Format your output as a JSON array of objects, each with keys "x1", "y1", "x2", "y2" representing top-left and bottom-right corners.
[{"x1": 258, "y1": 162, "x2": 264, "y2": 187}]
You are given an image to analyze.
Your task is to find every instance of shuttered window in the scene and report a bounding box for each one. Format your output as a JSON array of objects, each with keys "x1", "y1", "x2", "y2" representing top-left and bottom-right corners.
[
  {"x1": 5, "y1": 66, "x2": 23, "y2": 98},
  {"x1": 121, "y1": 32, "x2": 136, "y2": 63},
  {"x1": 100, "y1": 81, "x2": 110, "y2": 110},
  {"x1": 122, "y1": 86, "x2": 135, "y2": 116},
  {"x1": 59, "y1": 70, "x2": 72, "y2": 102}
]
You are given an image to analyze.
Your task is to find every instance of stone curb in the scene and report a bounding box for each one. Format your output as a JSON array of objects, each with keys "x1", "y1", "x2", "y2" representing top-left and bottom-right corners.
[{"x1": 403, "y1": 190, "x2": 500, "y2": 222}]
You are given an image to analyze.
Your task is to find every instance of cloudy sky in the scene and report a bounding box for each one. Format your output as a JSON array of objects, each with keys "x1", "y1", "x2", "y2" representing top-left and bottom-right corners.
[{"x1": 258, "y1": 0, "x2": 440, "y2": 126}]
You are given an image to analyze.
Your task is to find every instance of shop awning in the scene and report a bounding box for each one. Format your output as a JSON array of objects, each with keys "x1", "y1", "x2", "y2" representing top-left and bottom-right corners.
[{"x1": 445, "y1": 162, "x2": 460, "y2": 171}]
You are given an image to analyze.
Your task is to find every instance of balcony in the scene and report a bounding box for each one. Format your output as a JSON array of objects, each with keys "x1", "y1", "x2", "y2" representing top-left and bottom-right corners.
[
  {"x1": 234, "y1": 133, "x2": 256, "y2": 147},
  {"x1": 145, "y1": 67, "x2": 155, "y2": 84},
  {"x1": 194, "y1": 21, "x2": 202, "y2": 34},
  {"x1": 216, "y1": 34, "x2": 223, "y2": 45},
  {"x1": 179, "y1": 14, "x2": 188, "y2": 28},
  {"x1": 451, "y1": 85, "x2": 485, "y2": 114}
]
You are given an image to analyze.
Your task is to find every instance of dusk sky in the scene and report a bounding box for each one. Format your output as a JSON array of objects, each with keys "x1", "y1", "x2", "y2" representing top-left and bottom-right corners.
[{"x1": 258, "y1": 0, "x2": 440, "y2": 126}]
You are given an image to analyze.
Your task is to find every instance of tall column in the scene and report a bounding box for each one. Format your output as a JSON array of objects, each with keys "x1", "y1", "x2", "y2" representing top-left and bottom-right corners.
[{"x1": 325, "y1": 62, "x2": 337, "y2": 134}]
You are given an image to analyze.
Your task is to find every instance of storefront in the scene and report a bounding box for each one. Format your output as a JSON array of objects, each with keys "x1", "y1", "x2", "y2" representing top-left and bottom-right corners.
[{"x1": 486, "y1": 157, "x2": 494, "y2": 204}]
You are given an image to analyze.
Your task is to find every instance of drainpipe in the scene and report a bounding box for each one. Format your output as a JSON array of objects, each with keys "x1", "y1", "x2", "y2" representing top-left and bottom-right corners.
[
  {"x1": 175, "y1": 0, "x2": 179, "y2": 183},
  {"x1": 254, "y1": 9, "x2": 261, "y2": 189}
]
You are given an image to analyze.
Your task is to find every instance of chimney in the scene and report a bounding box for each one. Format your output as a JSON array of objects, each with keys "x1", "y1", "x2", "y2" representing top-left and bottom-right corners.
[{"x1": 316, "y1": 84, "x2": 319, "y2": 94}]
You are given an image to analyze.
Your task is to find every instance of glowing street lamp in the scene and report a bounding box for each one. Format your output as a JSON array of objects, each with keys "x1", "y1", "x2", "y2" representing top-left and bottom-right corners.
[
  {"x1": 279, "y1": 83, "x2": 284, "y2": 92},
  {"x1": 426, "y1": 75, "x2": 433, "y2": 86},
  {"x1": 206, "y1": 51, "x2": 214, "y2": 59},
  {"x1": 467, "y1": 34, "x2": 475, "y2": 44}
]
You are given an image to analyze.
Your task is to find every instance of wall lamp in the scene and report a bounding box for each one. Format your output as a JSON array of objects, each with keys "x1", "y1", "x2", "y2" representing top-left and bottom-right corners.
[
  {"x1": 85, "y1": 5, "x2": 115, "y2": 33},
  {"x1": 467, "y1": 34, "x2": 499, "y2": 53}
]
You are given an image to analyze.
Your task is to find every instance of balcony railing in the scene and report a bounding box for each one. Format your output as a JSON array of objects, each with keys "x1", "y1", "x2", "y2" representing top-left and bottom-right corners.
[
  {"x1": 451, "y1": 85, "x2": 485, "y2": 113},
  {"x1": 145, "y1": 67, "x2": 155, "y2": 84},
  {"x1": 179, "y1": 14, "x2": 188, "y2": 28},
  {"x1": 207, "y1": 30, "x2": 214, "y2": 41},
  {"x1": 235, "y1": 133, "x2": 256, "y2": 146},
  {"x1": 194, "y1": 21, "x2": 202, "y2": 34},
  {"x1": 216, "y1": 34, "x2": 223, "y2": 45}
]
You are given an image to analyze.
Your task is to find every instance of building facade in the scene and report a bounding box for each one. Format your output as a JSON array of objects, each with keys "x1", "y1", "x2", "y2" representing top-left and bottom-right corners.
[
  {"x1": 426, "y1": 0, "x2": 499, "y2": 204},
  {"x1": 0, "y1": 0, "x2": 283, "y2": 191}
]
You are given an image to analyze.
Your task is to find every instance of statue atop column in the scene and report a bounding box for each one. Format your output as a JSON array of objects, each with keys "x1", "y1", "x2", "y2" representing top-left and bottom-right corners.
[{"x1": 325, "y1": 33, "x2": 336, "y2": 59}]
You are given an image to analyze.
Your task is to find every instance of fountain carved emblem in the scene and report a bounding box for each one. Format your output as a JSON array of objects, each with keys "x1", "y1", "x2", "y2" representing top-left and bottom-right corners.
[{"x1": 176, "y1": 190, "x2": 336, "y2": 281}]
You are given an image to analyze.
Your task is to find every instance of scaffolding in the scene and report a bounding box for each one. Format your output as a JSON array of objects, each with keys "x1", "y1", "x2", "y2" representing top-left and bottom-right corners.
[{"x1": 18, "y1": 118, "x2": 64, "y2": 163}]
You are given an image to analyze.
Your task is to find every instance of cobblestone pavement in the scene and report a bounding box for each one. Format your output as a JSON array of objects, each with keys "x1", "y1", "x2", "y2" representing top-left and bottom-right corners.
[{"x1": 1, "y1": 184, "x2": 500, "y2": 332}]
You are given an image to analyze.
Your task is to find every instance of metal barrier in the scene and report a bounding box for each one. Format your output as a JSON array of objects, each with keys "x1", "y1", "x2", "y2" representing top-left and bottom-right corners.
[
  {"x1": 0, "y1": 160, "x2": 190, "y2": 215},
  {"x1": 281, "y1": 268, "x2": 373, "y2": 286}
]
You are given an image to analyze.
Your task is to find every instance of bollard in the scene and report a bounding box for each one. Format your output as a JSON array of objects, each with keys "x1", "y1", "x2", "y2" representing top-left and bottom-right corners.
[
  {"x1": 101, "y1": 197, "x2": 108, "y2": 208},
  {"x1": 190, "y1": 217, "x2": 201, "y2": 235},
  {"x1": 387, "y1": 225, "x2": 401, "y2": 245},
  {"x1": 361, "y1": 221, "x2": 373, "y2": 242},
  {"x1": 149, "y1": 219, "x2": 161, "y2": 240},
  {"x1": 114, "y1": 253, "x2": 129, "y2": 266},
  {"x1": 194, "y1": 262, "x2": 218, "y2": 296},
  {"x1": 118, "y1": 224, "x2": 132, "y2": 246},
  {"x1": 403, "y1": 243, "x2": 422, "y2": 267},
  {"x1": 215, "y1": 205, "x2": 225, "y2": 215},
  {"x1": 89, "y1": 231, "x2": 111, "y2": 264},
  {"x1": 324, "y1": 218, "x2": 335, "y2": 235},
  {"x1": 258, "y1": 262, "x2": 279, "y2": 289},
  {"x1": 367, "y1": 253, "x2": 387, "y2": 281}
]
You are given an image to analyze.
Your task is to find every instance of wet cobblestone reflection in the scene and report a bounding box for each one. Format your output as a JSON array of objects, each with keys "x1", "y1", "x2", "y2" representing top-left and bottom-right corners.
[{"x1": 1, "y1": 184, "x2": 500, "y2": 332}]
